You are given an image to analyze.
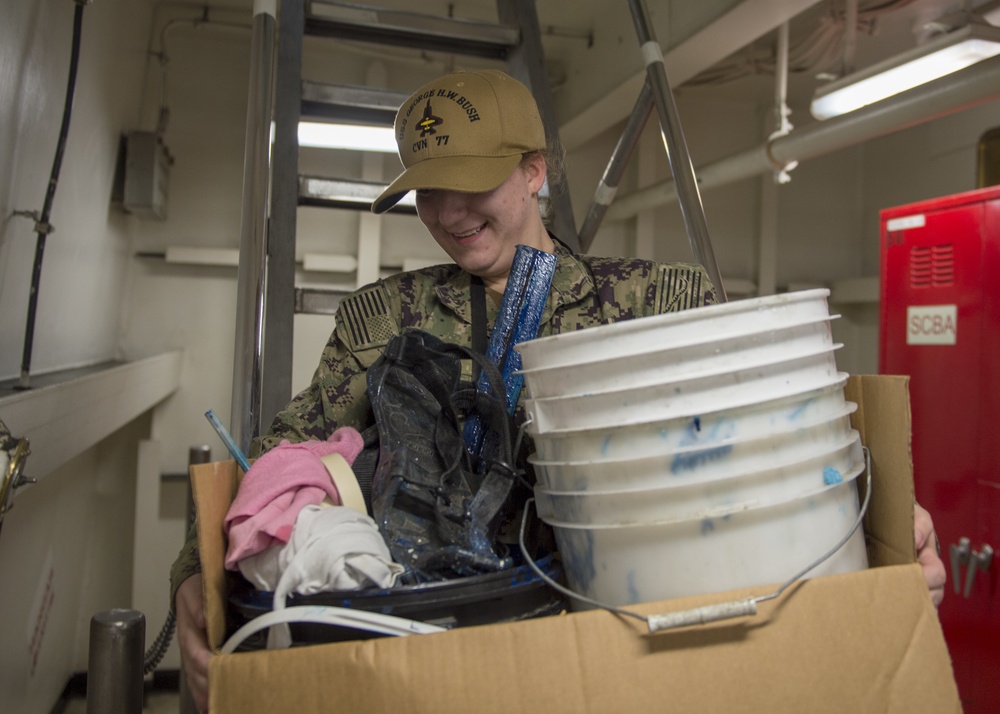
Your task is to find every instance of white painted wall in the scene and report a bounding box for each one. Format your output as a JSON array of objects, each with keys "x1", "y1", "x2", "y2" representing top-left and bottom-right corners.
[
  {"x1": 0, "y1": 2, "x2": 157, "y2": 712},
  {"x1": 0, "y1": 415, "x2": 150, "y2": 712},
  {"x1": 571, "y1": 87, "x2": 1000, "y2": 375},
  {"x1": 0, "y1": 0, "x2": 149, "y2": 379}
]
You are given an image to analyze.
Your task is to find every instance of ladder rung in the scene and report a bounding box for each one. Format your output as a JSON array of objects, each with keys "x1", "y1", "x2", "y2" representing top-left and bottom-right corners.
[
  {"x1": 298, "y1": 176, "x2": 417, "y2": 214},
  {"x1": 306, "y1": 1, "x2": 520, "y2": 59},
  {"x1": 301, "y1": 81, "x2": 408, "y2": 124},
  {"x1": 295, "y1": 287, "x2": 351, "y2": 315}
]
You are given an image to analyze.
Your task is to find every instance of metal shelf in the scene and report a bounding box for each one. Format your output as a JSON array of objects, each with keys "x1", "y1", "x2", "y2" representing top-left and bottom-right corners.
[{"x1": 301, "y1": 81, "x2": 408, "y2": 125}]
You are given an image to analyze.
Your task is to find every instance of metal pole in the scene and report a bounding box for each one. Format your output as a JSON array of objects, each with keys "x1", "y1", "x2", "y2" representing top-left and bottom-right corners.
[
  {"x1": 87, "y1": 609, "x2": 145, "y2": 714},
  {"x1": 185, "y1": 445, "x2": 211, "y2": 527},
  {"x1": 497, "y1": 0, "x2": 579, "y2": 250},
  {"x1": 261, "y1": 0, "x2": 304, "y2": 433},
  {"x1": 626, "y1": 0, "x2": 727, "y2": 301},
  {"x1": 579, "y1": 81, "x2": 654, "y2": 252},
  {"x1": 231, "y1": 0, "x2": 278, "y2": 453},
  {"x1": 775, "y1": 23, "x2": 792, "y2": 136},
  {"x1": 843, "y1": 0, "x2": 859, "y2": 76}
]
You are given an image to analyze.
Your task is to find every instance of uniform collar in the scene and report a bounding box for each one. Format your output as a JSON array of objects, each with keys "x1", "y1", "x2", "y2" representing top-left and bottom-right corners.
[{"x1": 434, "y1": 237, "x2": 594, "y2": 326}]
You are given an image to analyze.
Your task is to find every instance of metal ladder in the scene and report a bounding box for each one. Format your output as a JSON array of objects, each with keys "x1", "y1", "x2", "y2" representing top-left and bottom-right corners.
[
  {"x1": 231, "y1": 0, "x2": 581, "y2": 450},
  {"x1": 232, "y1": 0, "x2": 724, "y2": 453}
]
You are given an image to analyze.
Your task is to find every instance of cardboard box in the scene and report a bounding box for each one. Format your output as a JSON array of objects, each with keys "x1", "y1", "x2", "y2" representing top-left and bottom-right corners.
[{"x1": 192, "y1": 375, "x2": 961, "y2": 713}]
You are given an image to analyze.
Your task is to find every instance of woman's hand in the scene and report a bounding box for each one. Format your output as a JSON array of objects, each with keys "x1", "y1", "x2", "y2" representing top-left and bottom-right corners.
[
  {"x1": 914, "y1": 502, "x2": 946, "y2": 607},
  {"x1": 176, "y1": 574, "x2": 212, "y2": 713}
]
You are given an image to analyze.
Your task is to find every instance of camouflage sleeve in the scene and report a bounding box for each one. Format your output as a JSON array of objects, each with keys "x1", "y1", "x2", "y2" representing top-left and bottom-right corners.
[
  {"x1": 169, "y1": 282, "x2": 401, "y2": 605},
  {"x1": 251, "y1": 282, "x2": 399, "y2": 457},
  {"x1": 169, "y1": 522, "x2": 200, "y2": 613},
  {"x1": 577, "y1": 256, "x2": 716, "y2": 322}
]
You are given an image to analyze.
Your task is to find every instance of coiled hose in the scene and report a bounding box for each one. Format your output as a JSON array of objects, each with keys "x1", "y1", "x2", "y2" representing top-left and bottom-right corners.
[{"x1": 143, "y1": 610, "x2": 176, "y2": 674}]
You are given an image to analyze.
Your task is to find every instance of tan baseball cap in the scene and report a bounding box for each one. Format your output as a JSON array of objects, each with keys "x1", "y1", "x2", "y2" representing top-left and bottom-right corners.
[{"x1": 371, "y1": 70, "x2": 546, "y2": 214}]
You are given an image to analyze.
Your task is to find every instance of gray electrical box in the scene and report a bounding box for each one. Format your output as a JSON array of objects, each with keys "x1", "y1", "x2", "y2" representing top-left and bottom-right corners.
[{"x1": 123, "y1": 131, "x2": 171, "y2": 220}]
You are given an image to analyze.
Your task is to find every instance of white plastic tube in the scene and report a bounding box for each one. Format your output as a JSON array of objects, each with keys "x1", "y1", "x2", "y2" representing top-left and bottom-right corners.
[{"x1": 220, "y1": 605, "x2": 447, "y2": 654}]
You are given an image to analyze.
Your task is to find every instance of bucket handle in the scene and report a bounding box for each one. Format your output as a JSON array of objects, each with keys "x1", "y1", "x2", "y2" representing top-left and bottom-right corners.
[{"x1": 518, "y1": 446, "x2": 874, "y2": 633}]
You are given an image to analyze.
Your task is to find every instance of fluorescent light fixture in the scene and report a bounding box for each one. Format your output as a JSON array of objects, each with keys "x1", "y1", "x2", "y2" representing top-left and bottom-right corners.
[
  {"x1": 299, "y1": 176, "x2": 416, "y2": 211},
  {"x1": 298, "y1": 121, "x2": 398, "y2": 152},
  {"x1": 810, "y1": 23, "x2": 1000, "y2": 120}
]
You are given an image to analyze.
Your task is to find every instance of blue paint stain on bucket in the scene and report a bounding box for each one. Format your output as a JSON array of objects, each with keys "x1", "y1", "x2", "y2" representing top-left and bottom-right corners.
[
  {"x1": 671, "y1": 445, "x2": 733, "y2": 474},
  {"x1": 823, "y1": 467, "x2": 843, "y2": 485},
  {"x1": 627, "y1": 570, "x2": 640, "y2": 603}
]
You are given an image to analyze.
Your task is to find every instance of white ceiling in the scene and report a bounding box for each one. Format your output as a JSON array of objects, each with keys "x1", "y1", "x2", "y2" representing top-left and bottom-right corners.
[
  {"x1": 303, "y1": 0, "x2": 999, "y2": 144},
  {"x1": 172, "y1": 0, "x2": 999, "y2": 146}
]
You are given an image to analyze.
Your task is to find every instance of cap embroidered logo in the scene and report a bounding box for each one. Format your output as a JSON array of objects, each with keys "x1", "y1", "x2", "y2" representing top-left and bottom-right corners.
[{"x1": 418, "y1": 101, "x2": 443, "y2": 137}]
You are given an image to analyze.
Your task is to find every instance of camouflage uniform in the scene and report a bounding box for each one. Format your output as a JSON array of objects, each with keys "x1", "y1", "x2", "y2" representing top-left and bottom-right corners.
[{"x1": 169, "y1": 240, "x2": 716, "y2": 602}]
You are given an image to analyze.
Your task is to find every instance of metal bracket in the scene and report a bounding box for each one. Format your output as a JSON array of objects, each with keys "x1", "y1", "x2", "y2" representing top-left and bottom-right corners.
[
  {"x1": 963, "y1": 543, "x2": 994, "y2": 598},
  {"x1": 1, "y1": 438, "x2": 34, "y2": 523},
  {"x1": 12, "y1": 210, "x2": 55, "y2": 235},
  {"x1": 950, "y1": 537, "x2": 971, "y2": 595}
]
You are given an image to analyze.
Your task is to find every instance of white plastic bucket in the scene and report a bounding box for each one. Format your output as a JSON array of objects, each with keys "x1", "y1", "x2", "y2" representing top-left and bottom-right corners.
[
  {"x1": 524, "y1": 349, "x2": 845, "y2": 434},
  {"x1": 547, "y1": 474, "x2": 869, "y2": 607},
  {"x1": 520, "y1": 315, "x2": 838, "y2": 400},
  {"x1": 534, "y1": 430, "x2": 863, "y2": 524},
  {"x1": 527, "y1": 376, "x2": 853, "y2": 462},
  {"x1": 515, "y1": 289, "x2": 834, "y2": 372},
  {"x1": 531, "y1": 412, "x2": 858, "y2": 493},
  {"x1": 517, "y1": 287, "x2": 867, "y2": 608}
]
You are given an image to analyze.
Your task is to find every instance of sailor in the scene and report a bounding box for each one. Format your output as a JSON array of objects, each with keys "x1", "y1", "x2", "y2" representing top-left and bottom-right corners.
[{"x1": 170, "y1": 69, "x2": 946, "y2": 712}]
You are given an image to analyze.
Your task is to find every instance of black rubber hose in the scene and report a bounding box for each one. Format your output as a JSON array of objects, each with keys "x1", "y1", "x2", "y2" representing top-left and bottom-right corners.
[
  {"x1": 18, "y1": 1, "x2": 85, "y2": 387},
  {"x1": 143, "y1": 609, "x2": 176, "y2": 675}
]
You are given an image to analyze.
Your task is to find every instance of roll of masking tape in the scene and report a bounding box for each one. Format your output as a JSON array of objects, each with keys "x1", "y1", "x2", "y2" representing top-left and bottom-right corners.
[{"x1": 320, "y1": 452, "x2": 368, "y2": 515}]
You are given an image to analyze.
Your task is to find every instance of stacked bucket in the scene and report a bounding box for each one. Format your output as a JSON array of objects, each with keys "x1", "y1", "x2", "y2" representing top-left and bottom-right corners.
[{"x1": 514, "y1": 289, "x2": 869, "y2": 608}]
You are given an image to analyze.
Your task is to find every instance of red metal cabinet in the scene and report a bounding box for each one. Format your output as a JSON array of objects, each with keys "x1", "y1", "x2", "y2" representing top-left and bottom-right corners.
[{"x1": 879, "y1": 185, "x2": 1000, "y2": 714}]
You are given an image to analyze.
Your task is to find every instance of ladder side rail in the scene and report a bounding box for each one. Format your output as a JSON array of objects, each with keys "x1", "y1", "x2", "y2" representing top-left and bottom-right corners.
[
  {"x1": 261, "y1": 0, "x2": 306, "y2": 434},
  {"x1": 627, "y1": 0, "x2": 727, "y2": 301},
  {"x1": 579, "y1": 80, "x2": 654, "y2": 252},
  {"x1": 232, "y1": 1, "x2": 279, "y2": 452},
  {"x1": 497, "y1": 0, "x2": 579, "y2": 251}
]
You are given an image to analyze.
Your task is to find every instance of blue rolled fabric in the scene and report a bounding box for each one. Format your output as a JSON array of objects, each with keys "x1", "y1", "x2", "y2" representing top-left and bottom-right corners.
[{"x1": 463, "y1": 244, "x2": 558, "y2": 459}]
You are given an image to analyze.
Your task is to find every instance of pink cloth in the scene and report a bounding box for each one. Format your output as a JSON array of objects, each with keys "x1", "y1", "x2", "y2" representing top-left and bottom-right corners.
[{"x1": 223, "y1": 427, "x2": 365, "y2": 570}]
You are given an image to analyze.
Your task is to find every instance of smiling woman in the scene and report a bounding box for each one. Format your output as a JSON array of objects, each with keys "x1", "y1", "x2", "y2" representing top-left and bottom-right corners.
[
  {"x1": 413, "y1": 153, "x2": 553, "y2": 292},
  {"x1": 168, "y1": 67, "x2": 948, "y2": 712},
  {"x1": 170, "y1": 70, "x2": 718, "y2": 708}
]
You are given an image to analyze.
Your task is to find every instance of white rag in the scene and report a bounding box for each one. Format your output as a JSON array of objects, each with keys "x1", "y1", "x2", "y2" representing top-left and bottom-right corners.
[{"x1": 240, "y1": 504, "x2": 404, "y2": 648}]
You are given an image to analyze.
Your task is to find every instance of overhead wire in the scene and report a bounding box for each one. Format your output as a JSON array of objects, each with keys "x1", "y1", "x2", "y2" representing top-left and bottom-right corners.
[{"x1": 16, "y1": 0, "x2": 87, "y2": 390}]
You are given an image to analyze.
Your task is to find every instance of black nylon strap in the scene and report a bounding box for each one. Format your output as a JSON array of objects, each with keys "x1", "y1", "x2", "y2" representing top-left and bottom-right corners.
[{"x1": 470, "y1": 276, "x2": 488, "y2": 380}]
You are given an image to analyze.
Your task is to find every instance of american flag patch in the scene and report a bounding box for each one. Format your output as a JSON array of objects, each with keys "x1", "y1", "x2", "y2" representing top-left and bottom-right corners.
[
  {"x1": 340, "y1": 286, "x2": 397, "y2": 351},
  {"x1": 655, "y1": 266, "x2": 704, "y2": 313}
]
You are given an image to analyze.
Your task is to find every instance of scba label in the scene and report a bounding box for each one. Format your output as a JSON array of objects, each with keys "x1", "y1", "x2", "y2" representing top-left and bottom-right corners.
[{"x1": 906, "y1": 305, "x2": 957, "y2": 345}]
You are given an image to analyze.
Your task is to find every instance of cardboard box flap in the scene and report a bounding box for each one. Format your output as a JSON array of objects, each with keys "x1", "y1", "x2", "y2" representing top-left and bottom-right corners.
[
  {"x1": 191, "y1": 460, "x2": 241, "y2": 650},
  {"x1": 209, "y1": 565, "x2": 958, "y2": 714},
  {"x1": 845, "y1": 375, "x2": 916, "y2": 567}
]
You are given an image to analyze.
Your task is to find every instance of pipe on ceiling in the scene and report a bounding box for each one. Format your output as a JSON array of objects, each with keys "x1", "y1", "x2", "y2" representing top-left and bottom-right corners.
[{"x1": 605, "y1": 54, "x2": 1000, "y2": 220}]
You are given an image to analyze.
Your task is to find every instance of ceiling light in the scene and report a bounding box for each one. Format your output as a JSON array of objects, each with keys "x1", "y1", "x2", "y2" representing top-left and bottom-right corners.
[
  {"x1": 810, "y1": 23, "x2": 1000, "y2": 120},
  {"x1": 298, "y1": 121, "x2": 398, "y2": 152},
  {"x1": 298, "y1": 176, "x2": 416, "y2": 212}
]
